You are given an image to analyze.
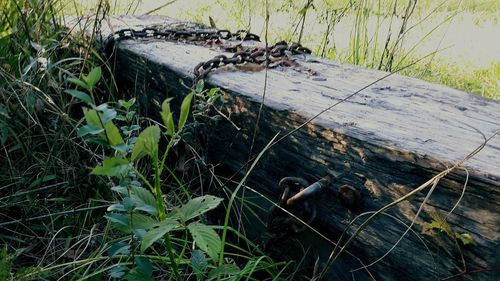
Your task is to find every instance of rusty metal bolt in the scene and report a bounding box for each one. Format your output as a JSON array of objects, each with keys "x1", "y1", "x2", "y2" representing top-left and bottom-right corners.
[
  {"x1": 337, "y1": 184, "x2": 360, "y2": 208},
  {"x1": 286, "y1": 175, "x2": 332, "y2": 206}
]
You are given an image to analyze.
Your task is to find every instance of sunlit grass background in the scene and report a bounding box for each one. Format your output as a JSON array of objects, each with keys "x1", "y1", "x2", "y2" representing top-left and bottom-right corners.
[{"x1": 65, "y1": 0, "x2": 500, "y2": 99}]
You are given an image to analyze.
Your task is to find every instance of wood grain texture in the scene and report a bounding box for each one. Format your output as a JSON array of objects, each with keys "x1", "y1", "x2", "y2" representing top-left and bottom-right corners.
[{"x1": 86, "y1": 15, "x2": 499, "y2": 280}]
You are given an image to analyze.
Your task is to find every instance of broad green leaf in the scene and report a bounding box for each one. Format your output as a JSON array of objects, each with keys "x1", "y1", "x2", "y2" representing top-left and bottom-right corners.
[
  {"x1": 111, "y1": 143, "x2": 129, "y2": 154},
  {"x1": 93, "y1": 103, "x2": 108, "y2": 111},
  {"x1": 207, "y1": 264, "x2": 240, "y2": 281},
  {"x1": 207, "y1": 88, "x2": 221, "y2": 99},
  {"x1": 64, "y1": 89, "x2": 92, "y2": 104},
  {"x1": 126, "y1": 110, "x2": 135, "y2": 121},
  {"x1": 195, "y1": 79, "x2": 204, "y2": 93},
  {"x1": 108, "y1": 242, "x2": 130, "y2": 256},
  {"x1": 175, "y1": 195, "x2": 223, "y2": 222},
  {"x1": 81, "y1": 136, "x2": 108, "y2": 146},
  {"x1": 111, "y1": 185, "x2": 128, "y2": 195},
  {"x1": 141, "y1": 218, "x2": 178, "y2": 252},
  {"x1": 105, "y1": 122, "x2": 125, "y2": 145},
  {"x1": 422, "y1": 211, "x2": 453, "y2": 237},
  {"x1": 131, "y1": 185, "x2": 157, "y2": 215},
  {"x1": 115, "y1": 114, "x2": 127, "y2": 121},
  {"x1": 135, "y1": 205, "x2": 157, "y2": 215},
  {"x1": 107, "y1": 203, "x2": 126, "y2": 212},
  {"x1": 190, "y1": 250, "x2": 208, "y2": 277},
  {"x1": 109, "y1": 266, "x2": 128, "y2": 278},
  {"x1": 121, "y1": 124, "x2": 141, "y2": 136},
  {"x1": 135, "y1": 257, "x2": 153, "y2": 277},
  {"x1": 178, "y1": 93, "x2": 193, "y2": 131},
  {"x1": 131, "y1": 186, "x2": 156, "y2": 207},
  {"x1": 87, "y1": 104, "x2": 116, "y2": 124},
  {"x1": 134, "y1": 229, "x2": 147, "y2": 240},
  {"x1": 91, "y1": 157, "x2": 129, "y2": 178},
  {"x1": 161, "y1": 98, "x2": 175, "y2": 137},
  {"x1": 85, "y1": 136, "x2": 108, "y2": 146},
  {"x1": 98, "y1": 106, "x2": 117, "y2": 125},
  {"x1": 109, "y1": 213, "x2": 156, "y2": 234},
  {"x1": 105, "y1": 213, "x2": 128, "y2": 226},
  {"x1": 78, "y1": 124, "x2": 104, "y2": 137},
  {"x1": 124, "y1": 267, "x2": 153, "y2": 281},
  {"x1": 456, "y1": 233, "x2": 475, "y2": 245},
  {"x1": 101, "y1": 109, "x2": 116, "y2": 124},
  {"x1": 119, "y1": 98, "x2": 136, "y2": 110},
  {"x1": 67, "y1": 77, "x2": 88, "y2": 90},
  {"x1": 83, "y1": 108, "x2": 101, "y2": 127},
  {"x1": 84, "y1": 66, "x2": 102, "y2": 89},
  {"x1": 123, "y1": 197, "x2": 136, "y2": 210},
  {"x1": 130, "y1": 213, "x2": 156, "y2": 230},
  {"x1": 188, "y1": 222, "x2": 221, "y2": 261},
  {"x1": 131, "y1": 125, "x2": 161, "y2": 162},
  {"x1": 83, "y1": 108, "x2": 124, "y2": 145}
]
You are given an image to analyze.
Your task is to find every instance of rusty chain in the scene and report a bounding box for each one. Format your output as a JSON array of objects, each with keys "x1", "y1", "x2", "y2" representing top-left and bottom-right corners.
[
  {"x1": 267, "y1": 177, "x2": 332, "y2": 237},
  {"x1": 102, "y1": 26, "x2": 312, "y2": 79},
  {"x1": 264, "y1": 175, "x2": 362, "y2": 239}
]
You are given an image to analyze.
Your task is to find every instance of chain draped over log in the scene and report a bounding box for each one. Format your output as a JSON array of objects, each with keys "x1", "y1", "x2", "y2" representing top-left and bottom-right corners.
[{"x1": 102, "y1": 27, "x2": 312, "y2": 79}]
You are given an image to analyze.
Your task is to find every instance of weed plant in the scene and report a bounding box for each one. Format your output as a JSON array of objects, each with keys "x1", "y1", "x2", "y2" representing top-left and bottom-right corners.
[
  {"x1": 1, "y1": 1, "x2": 296, "y2": 279},
  {"x1": 1, "y1": 0, "x2": 110, "y2": 278}
]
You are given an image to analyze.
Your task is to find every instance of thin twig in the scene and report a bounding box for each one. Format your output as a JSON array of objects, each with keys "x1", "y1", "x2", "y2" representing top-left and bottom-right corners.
[
  {"x1": 248, "y1": 0, "x2": 270, "y2": 157},
  {"x1": 0, "y1": 205, "x2": 108, "y2": 227},
  {"x1": 350, "y1": 178, "x2": 441, "y2": 272},
  {"x1": 0, "y1": 181, "x2": 68, "y2": 201},
  {"x1": 144, "y1": 0, "x2": 178, "y2": 15},
  {"x1": 298, "y1": 0, "x2": 314, "y2": 44},
  {"x1": 439, "y1": 268, "x2": 500, "y2": 281},
  {"x1": 212, "y1": 105, "x2": 240, "y2": 131},
  {"x1": 318, "y1": 129, "x2": 499, "y2": 279}
]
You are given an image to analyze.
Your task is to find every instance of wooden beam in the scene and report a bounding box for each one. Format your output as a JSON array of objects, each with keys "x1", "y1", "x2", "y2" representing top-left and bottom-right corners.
[{"x1": 74, "y1": 15, "x2": 500, "y2": 280}]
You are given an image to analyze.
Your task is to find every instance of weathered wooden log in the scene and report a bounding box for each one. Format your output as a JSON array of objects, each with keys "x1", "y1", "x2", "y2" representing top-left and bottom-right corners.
[{"x1": 76, "y1": 15, "x2": 499, "y2": 280}]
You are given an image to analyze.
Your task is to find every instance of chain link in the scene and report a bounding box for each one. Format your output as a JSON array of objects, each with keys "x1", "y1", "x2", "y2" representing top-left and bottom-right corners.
[
  {"x1": 267, "y1": 177, "x2": 317, "y2": 236},
  {"x1": 103, "y1": 26, "x2": 312, "y2": 79},
  {"x1": 267, "y1": 175, "x2": 332, "y2": 239}
]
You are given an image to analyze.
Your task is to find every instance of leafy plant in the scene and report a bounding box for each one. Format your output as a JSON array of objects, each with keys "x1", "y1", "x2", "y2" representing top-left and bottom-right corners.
[
  {"x1": 422, "y1": 211, "x2": 475, "y2": 246},
  {"x1": 2, "y1": 1, "x2": 294, "y2": 280},
  {"x1": 69, "y1": 67, "x2": 191, "y2": 278},
  {"x1": 69, "y1": 69, "x2": 282, "y2": 279},
  {"x1": 0, "y1": 1, "x2": 118, "y2": 278}
]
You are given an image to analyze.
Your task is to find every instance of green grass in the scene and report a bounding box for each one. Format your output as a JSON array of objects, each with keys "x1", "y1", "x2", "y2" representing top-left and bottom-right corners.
[
  {"x1": 402, "y1": 60, "x2": 500, "y2": 99},
  {"x1": 0, "y1": 1, "x2": 299, "y2": 280},
  {"x1": 135, "y1": 0, "x2": 499, "y2": 99}
]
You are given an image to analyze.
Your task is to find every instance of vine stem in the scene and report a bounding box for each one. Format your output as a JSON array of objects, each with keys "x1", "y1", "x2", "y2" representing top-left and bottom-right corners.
[
  {"x1": 154, "y1": 150, "x2": 166, "y2": 220},
  {"x1": 163, "y1": 233, "x2": 182, "y2": 281},
  {"x1": 154, "y1": 148, "x2": 181, "y2": 280}
]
